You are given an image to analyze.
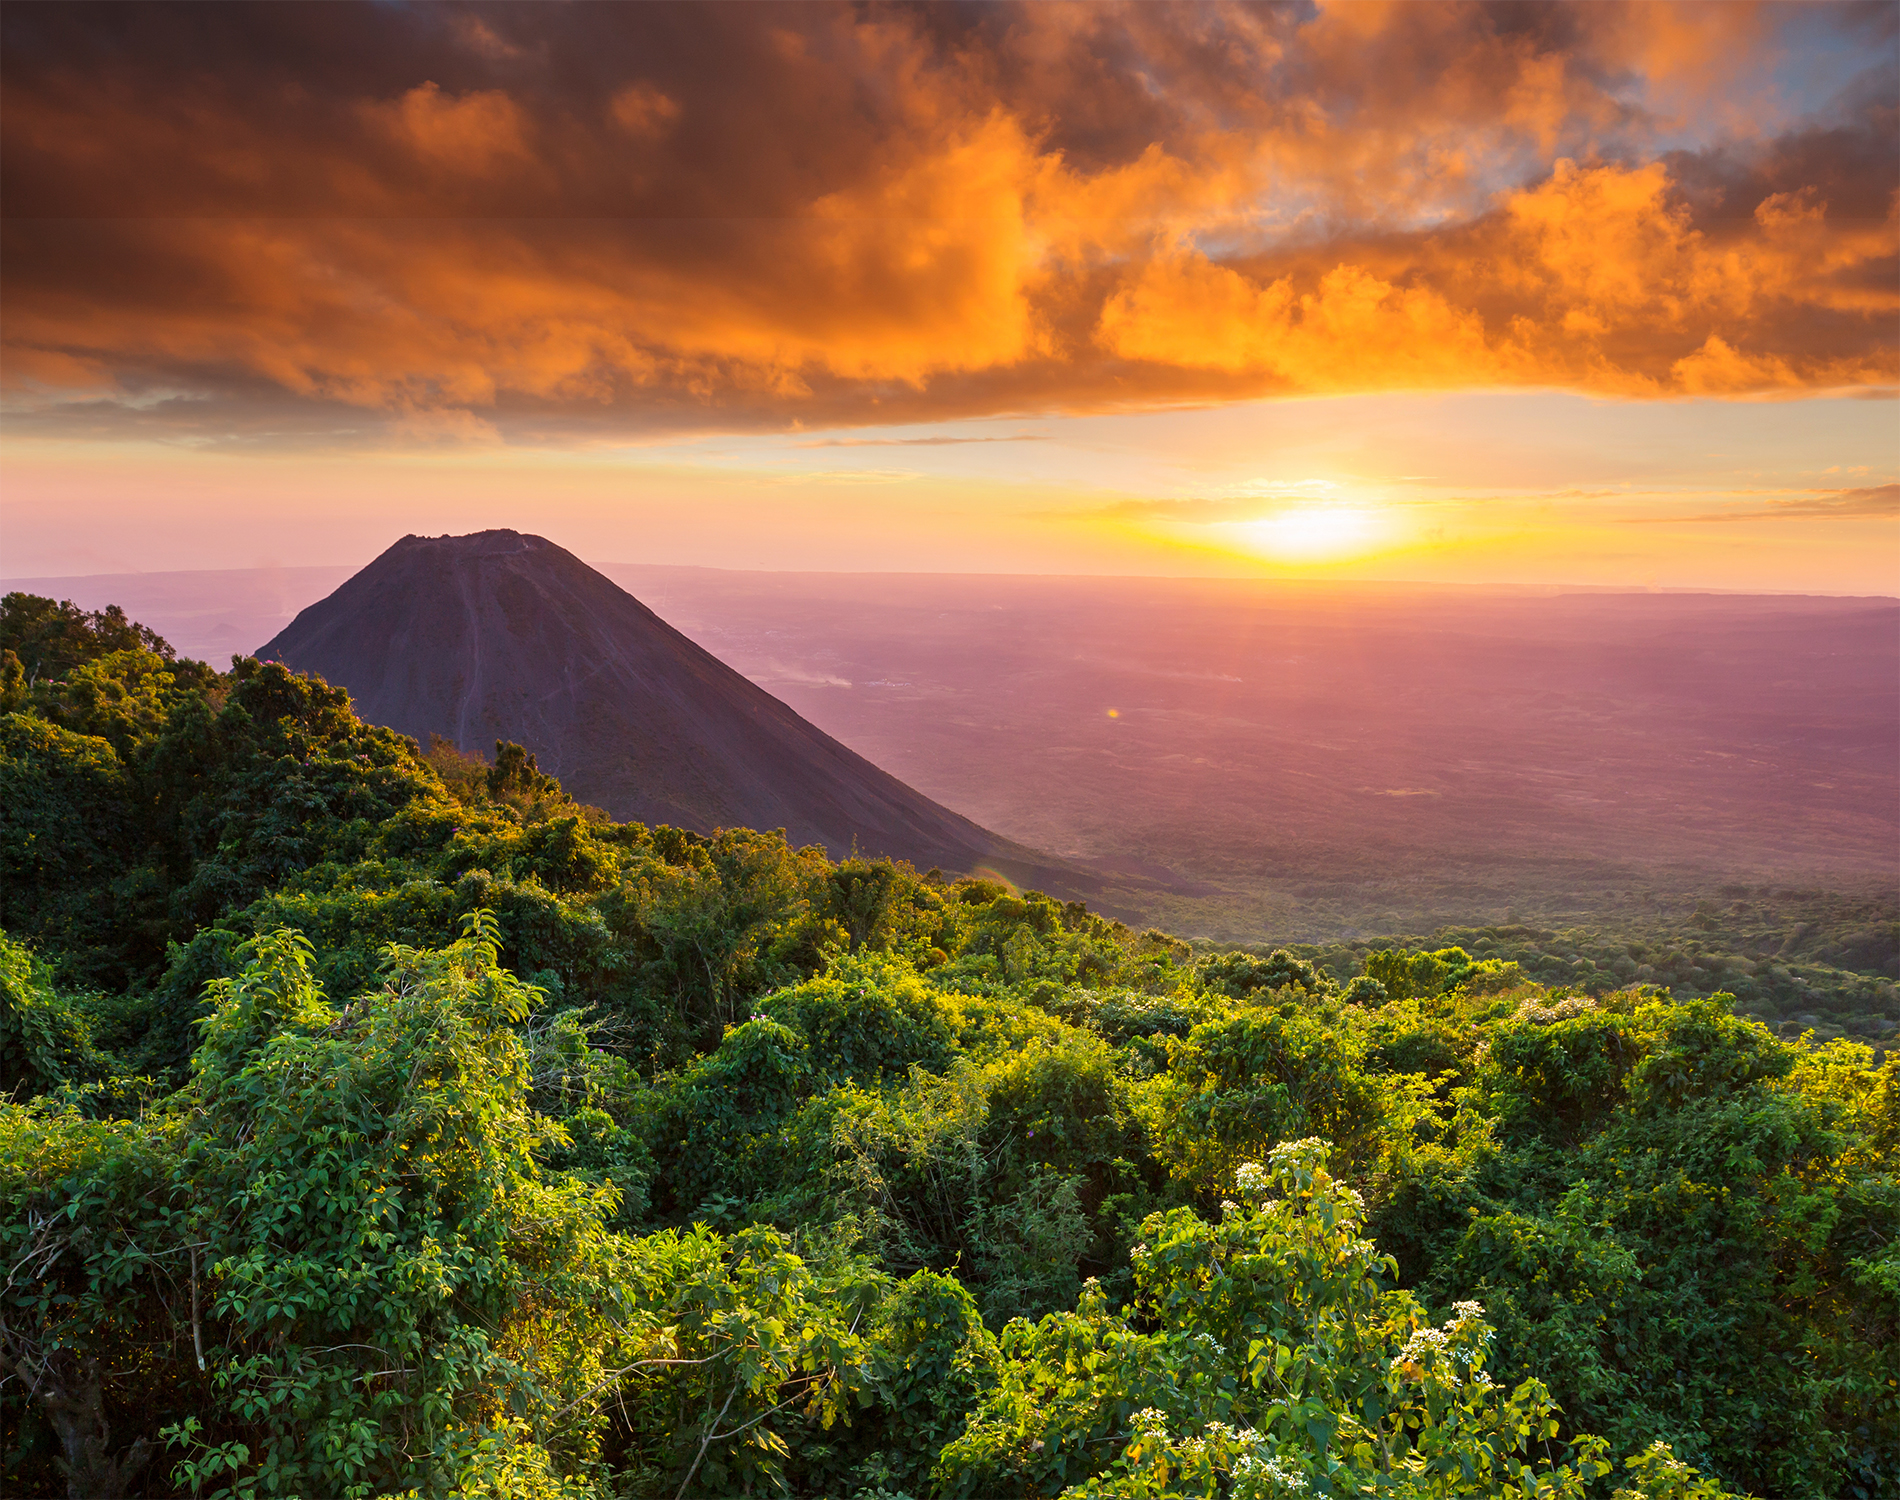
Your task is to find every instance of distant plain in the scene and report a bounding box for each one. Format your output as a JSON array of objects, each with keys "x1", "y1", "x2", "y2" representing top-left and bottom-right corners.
[{"x1": 6, "y1": 562, "x2": 1894, "y2": 941}]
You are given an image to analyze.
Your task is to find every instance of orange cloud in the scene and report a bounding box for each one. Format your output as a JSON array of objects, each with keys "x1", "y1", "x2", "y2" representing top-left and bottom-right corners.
[
  {"x1": 1672, "y1": 335, "x2": 1801, "y2": 396},
  {"x1": 609, "y1": 83, "x2": 680, "y2": 137},
  {"x1": 0, "y1": 1, "x2": 1892, "y2": 442},
  {"x1": 1098, "y1": 257, "x2": 1507, "y2": 390},
  {"x1": 1097, "y1": 158, "x2": 1896, "y2": 397},
  {"x1": 365, "y1": 82, "x2": 530, "y2": 173}
]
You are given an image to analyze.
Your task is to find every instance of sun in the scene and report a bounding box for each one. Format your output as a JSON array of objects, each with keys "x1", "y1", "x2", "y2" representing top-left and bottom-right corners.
[{"x1": 1232, "y1": 505, "x2": 1384, "y2": 562}]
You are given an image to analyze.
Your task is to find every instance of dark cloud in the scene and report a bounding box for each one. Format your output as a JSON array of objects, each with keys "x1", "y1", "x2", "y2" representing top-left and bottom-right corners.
[{"x1": 2, "y1": 1, "x2": 1893, "y2": 445}]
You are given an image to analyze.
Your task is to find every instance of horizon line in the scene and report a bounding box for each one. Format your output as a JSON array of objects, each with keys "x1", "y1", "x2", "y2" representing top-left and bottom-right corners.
[{"x1": 4, "y1": 559, "x2": 1896, "y2": 604}]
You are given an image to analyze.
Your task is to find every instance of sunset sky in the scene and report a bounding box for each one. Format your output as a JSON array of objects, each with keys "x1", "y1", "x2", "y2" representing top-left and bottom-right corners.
[{"x1": 3, "y1": 1, "x2": 1895, "y2": 592}]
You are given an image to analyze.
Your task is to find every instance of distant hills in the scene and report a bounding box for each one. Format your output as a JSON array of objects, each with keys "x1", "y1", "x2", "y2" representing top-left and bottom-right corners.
[{"x1": 256, "y1": 530, "x2": 1087, "y2": 893}]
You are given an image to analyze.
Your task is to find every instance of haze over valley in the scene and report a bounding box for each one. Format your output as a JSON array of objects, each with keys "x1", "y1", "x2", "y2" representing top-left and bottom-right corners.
[
  {"x1": 9, "y1": 557, "x2": 1892, "y2": 939},
  {"x1": 614, "y1": 568, "x2": 1900, "y2": 939}
]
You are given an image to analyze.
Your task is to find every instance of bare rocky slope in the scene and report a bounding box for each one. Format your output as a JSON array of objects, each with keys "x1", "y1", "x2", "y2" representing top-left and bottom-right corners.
[{"x1": 257, "y1": 530, "x2": 1092, "y2": 893}]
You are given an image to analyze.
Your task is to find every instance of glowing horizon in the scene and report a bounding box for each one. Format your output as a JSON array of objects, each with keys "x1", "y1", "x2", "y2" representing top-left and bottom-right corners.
[{"x1": 0, "y1": 3, "x2": 1893, "y2": 593}]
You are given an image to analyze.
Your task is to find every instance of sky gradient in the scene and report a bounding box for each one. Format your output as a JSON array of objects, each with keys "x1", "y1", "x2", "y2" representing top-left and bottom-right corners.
[{"x1": 2, "y1": 1, "x2": 1895, "y2": 590}]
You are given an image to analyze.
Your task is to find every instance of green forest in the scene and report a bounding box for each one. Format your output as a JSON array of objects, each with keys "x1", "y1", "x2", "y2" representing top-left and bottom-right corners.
[{"x1": 1, "y1": 594, "x2": 1894, "y2": 1500}]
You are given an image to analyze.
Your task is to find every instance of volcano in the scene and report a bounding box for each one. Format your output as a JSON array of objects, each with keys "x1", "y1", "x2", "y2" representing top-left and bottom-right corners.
[{"x1": 257, "y1": 530, "x2": 1086, "y2": 891}]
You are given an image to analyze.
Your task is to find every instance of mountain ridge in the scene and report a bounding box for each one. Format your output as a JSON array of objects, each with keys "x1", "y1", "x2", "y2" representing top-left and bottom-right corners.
[{"x1": 257, "y1": 529, "x2": 1101, "y2": 896}]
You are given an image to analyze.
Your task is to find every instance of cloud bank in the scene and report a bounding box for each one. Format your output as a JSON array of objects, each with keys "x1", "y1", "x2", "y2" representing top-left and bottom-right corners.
[{"x1": 3, "y1": 0, "x2": 1894, "y2": 444}]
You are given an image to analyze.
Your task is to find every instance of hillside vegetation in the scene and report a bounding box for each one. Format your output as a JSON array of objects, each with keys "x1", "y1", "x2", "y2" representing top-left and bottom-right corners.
[
  {"x1": 1250, "y1": 898, "x2": 1898, "y2": 1049},
  {"x1": 2, "y1": 594, "x2": 1894, "y2": 1500}
]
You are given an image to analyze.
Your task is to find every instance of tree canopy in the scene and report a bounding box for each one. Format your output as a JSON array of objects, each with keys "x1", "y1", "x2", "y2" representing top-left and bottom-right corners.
[{"x1": 0, "y1": 597, "x2": 1893, "y2": 1499}]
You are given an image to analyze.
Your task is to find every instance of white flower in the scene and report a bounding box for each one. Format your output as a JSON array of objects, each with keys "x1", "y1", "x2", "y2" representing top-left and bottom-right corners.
[
  {"x1": 1268, "y1": 1137, "x2": 1326, "y2": 1169},
  {"x1": 1391, "y1": 1325, "x2": 1449, "y2": 1374},
  {"x1": 1132, "y1": 1407, "x2": 1170, "y2": 1435},
  {"x1": 1446, "y1": 1302, "x2": 1493, "y2": 1345},
  {"x1": 1234, "y1": 1452, "x2": 1309, "y2": 1496},
  {"x1": 1236, "y1": 1161, "x2": 1269, "y2": 1195}
]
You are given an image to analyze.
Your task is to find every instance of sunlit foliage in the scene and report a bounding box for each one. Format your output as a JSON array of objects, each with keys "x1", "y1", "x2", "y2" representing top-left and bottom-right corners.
[{"x1": 2, "y1": 599, "x2": 1894, "y2": 1498}]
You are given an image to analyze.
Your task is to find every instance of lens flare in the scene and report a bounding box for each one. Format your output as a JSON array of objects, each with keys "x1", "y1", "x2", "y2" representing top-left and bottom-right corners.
[{"x1": 968, "y1": 863, "x2": 1020, "y2": 894}]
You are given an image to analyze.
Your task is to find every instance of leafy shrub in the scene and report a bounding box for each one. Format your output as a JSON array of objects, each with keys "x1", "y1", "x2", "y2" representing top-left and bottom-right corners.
[{"x1": 758, "y1": 953, "x2": 955, "y2": 1083}]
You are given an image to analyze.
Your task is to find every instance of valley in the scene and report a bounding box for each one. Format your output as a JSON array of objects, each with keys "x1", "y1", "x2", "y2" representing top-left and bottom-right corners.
[{"x1": 8, "y1": 561, "x2": 1894, "y2": 942}]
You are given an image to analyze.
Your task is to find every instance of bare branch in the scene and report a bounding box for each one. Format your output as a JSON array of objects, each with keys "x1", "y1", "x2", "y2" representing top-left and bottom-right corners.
[{"x1": 673, "y1": 1378, "x2": 740, "y2": 1500}]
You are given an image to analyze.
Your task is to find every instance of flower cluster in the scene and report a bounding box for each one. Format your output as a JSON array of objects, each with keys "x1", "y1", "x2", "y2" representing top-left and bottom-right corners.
[
  {"x1": 1235, "y1": 1160, "x2": 1269, "y2": 1196},
  {"x1": 1391, "y1": 1324, "x2": 1451, "y2": 1374},
  {"x1": 1234, "y1": 1450, "x2": 1311, "y2": 1496},
  {"x1": 1391, "y1": 1302, "x2": 1494, "y2": 1382},
  {"x1": 1268, "y1": 1137, "x2": 1326, "y2": 1169},
  {"x1": 1515, "y1": 994, "x2": 1597, "y2": 1025}
]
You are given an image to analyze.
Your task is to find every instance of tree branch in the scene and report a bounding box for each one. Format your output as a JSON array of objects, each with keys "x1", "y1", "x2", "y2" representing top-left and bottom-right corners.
[
  {"x1": 673, "y1": 1377, "x2": 740, "y2": 1500},
  {"x1": 189, "y1": 1247, "x2": 205, "y2": 1372}
]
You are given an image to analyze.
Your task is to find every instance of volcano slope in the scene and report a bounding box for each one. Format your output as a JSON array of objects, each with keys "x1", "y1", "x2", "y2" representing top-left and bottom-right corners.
[{"x1": 258, "y1": 530, "x2": 1084, "y2": 893}]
